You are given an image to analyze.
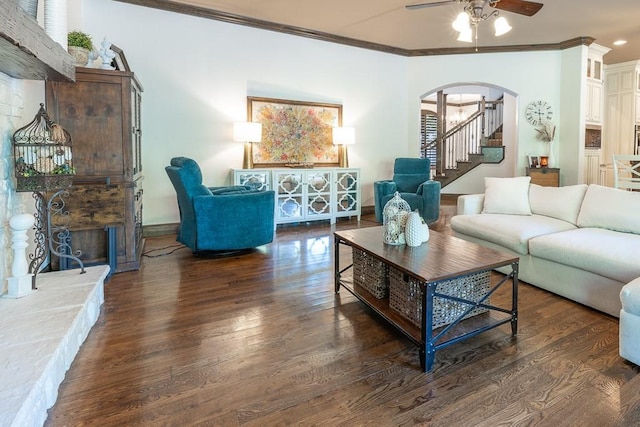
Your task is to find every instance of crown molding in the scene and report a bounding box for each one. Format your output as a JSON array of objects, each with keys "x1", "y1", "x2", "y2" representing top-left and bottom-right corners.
[{"x1": 116, "y1": 0, "x2": 596, "y2": 58}]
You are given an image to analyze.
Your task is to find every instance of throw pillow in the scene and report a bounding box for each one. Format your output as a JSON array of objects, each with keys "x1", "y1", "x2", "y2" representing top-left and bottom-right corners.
[
  {"x1": 529, "y1": 184, "x2": 588, "y2": 225},
  {"x1": 577, "y1": 184, "x2": 640, "y2": 234},
  {"x1": 482, "y1": 176, "x2": 532, "y2": 215}
]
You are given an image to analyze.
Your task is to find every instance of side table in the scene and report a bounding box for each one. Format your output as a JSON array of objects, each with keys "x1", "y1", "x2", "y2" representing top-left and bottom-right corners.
[{"x1": 526, "y1": 167, "x2": 559, "y2": 187}]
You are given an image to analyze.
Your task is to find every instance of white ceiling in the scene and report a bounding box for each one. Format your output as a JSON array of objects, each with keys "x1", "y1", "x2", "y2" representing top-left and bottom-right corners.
[{"x1": 158, "y1": 0, "x2": 640, "y2": 65}]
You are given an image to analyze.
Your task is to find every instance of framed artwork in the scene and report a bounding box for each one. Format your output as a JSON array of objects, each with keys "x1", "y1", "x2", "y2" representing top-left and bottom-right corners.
[
  {"x1": 248, "y1": 96, "x2": 342, "y2": 167},
  {"x1": 110, "y1": 44, "x2": 130, "y2": 72},
  {"x1": 528, "y1": 155, "x2": 541, "y2": 168}
]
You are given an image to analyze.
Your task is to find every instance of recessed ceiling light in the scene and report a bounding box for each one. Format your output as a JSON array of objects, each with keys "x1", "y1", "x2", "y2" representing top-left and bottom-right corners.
[{"x1": 613, "y1": 40, "x2": 627, "y2": 46}]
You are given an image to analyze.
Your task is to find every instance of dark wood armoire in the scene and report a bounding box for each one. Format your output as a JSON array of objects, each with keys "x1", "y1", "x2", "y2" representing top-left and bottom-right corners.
[{"x1": 45, "y1": 67, "x2": 143, "y2": 272}]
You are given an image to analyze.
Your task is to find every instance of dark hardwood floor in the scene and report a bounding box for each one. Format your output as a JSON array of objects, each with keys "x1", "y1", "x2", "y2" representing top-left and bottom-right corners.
[{"x1": 45, "y1": 204, "x2": 640, "y2": 426}]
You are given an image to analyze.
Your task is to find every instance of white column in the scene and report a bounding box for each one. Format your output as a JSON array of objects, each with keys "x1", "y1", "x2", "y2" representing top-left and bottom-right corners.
[{"x1": 5, "y1": 214, "x2": 36, "y2": 298}]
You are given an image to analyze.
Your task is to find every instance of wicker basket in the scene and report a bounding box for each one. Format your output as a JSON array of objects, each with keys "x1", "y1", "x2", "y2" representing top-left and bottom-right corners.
[
  {"x1": 352, "y1": 248, "x2": 389, "y2": 299},
  {"x1": 389, "y1": 268, "x2": 491, "y2": 329}
]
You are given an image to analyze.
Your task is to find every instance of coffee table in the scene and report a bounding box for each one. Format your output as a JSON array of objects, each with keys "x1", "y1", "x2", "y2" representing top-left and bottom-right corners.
[{"x1": 334, "y1": 226, "x2": 519, "y2": 372}]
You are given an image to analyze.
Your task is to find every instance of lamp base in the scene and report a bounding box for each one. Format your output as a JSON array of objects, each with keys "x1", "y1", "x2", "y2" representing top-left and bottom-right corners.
[
  {"x1": 243, "y1": 142, "x2": 254, "y2": 169},
  {"x1": 338, "y1": 145, "x2": 349, "y2": 168}
]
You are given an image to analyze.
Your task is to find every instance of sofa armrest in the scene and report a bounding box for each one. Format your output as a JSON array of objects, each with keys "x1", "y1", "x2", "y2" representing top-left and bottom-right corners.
[
  {"x1": 621, "y1": 277, "x2": 640, "y2": 316},
  {"x1": 457, "y1": 194, "x2": 485, "y2": 215}
]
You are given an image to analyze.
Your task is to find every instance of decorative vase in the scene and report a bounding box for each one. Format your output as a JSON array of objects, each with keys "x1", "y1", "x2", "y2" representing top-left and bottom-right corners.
[
  {"x1": 548, "y1": 141, "x2": 555, "y2": 167},
  {"x1": 421, "y1": 223, "x2": 430, "y2": 243},
  {"x1": 405, "y1": 210, "x2": 423, "y2": 247}
]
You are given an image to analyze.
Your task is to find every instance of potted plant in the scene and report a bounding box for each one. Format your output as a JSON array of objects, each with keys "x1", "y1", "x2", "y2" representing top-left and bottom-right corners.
[{"x1": 67, "y1": 31, "x2": 93, "y2": 67}]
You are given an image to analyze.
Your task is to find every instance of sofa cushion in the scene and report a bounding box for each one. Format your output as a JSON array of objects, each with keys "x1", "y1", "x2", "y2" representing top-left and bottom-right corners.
[
  {"x1": 529, "y1": 228, "x2": 640, "y2": 284},
  {"x1": 482, "y1": 176, "x2": 531, "y2": 215},
  {"x1": 451, "y1": 213, "x2": 576, "y2": 255},
  {"x1": 577, "y1": 184, "x2": 640, "y2": 234},
  {"x1": 529, "y1": 184, "x2": 588, "y2": 225}
]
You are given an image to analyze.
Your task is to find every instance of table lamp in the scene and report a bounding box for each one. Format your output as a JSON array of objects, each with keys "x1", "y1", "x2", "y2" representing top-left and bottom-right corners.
[
  {"x1": 233, "y1": 122, "x2": 262, "y2": 169},
  {"x1": 332, "y1": 127, "x2": 355, "y2": 168}
]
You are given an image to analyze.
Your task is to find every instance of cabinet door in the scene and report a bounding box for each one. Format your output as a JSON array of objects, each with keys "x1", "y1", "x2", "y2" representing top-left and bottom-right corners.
[
  {"x1": 275, "y1": 171, "x2": 304, "y2": 222},
  {"x1": 46, "y1": 74, "x2": 130, "y2": 180},
  {"x1": 586, "y1": 81, "x2": 602, "y2": 123},
  {"x1": 305, "y1": 170, "x2": 332, "y2": 219},
  {"x1": 234, "y1": 169, "x2": 271, "y2": 191},
  {"x1": 132, "y1": 83, "x2": 142, "y2": 177},
  {"x1": 335, "y1": 169, "x2": 359, "y2": 217}
]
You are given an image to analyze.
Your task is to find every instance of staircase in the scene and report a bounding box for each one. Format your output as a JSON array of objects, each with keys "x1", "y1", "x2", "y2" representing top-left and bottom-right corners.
[{"x1": 426, "y1": 97, "x2": 505, "y2": 188}]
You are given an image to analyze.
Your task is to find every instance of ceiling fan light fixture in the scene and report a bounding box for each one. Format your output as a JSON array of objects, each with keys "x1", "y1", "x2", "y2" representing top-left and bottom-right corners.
[
  {"x1": 457, "y1": 28, "x2": 473, "y2": 42},
  {"x1": 494, "y1": 16, "x2": 512, "y2": 36},
  {"x1": 452, "y1": 12, "x2": 471, "y2": 32}
]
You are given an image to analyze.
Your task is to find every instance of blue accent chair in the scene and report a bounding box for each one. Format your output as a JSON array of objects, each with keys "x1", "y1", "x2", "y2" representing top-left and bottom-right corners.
[
  {"x1": 165, "y1": 157, "x2": 275, "y2": 253},
  {"x1": 373, "y1": 157, "x2": 441, "y2": 224}
]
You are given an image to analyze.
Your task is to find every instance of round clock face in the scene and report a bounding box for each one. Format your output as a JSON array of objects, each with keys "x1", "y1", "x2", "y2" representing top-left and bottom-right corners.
[{"x1": 525, "y1": 100, "x2": 553, "y2": 126}]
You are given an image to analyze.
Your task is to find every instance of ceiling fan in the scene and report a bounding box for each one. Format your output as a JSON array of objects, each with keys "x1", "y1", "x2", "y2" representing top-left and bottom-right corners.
[
  {"x1": 406, "y1": 0, "x2": 543, "y2": 17},
  {"x1": 407, "y1": 0, "x2": 543, "y2": 47}
]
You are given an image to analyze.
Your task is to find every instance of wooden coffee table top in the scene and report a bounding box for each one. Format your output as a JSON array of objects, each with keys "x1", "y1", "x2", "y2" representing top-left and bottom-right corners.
[{"x1": 335, "y1": 226, "x2": 518, "y2": 283}]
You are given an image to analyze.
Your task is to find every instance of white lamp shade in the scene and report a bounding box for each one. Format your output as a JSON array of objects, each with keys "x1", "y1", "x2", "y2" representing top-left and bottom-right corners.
[
  {"x1": 233, "y1": 122, "x2": 262, "y2": 143},
  {"x1": 494, "y1": 17, "x2": 512, "y2": 36},
  {"x1": 332, "y1": 127, "x2": 355, "y2": 145},
  {"x1": 457, "y1": 28, "x2": 473, "y2": 43},
  {"x1": 452, "y1": 12, "x2": 470, "y2": 32}
]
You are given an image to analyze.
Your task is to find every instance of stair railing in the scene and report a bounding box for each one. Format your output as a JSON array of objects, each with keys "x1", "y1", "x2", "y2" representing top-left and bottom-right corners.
[{"x1": 440, "y1": 99, "x2": 503, "y2": 171}]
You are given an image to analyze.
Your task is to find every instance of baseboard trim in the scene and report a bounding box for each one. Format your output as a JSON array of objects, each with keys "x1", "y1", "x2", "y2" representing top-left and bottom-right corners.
[{"x1": 143, "y1": 223, "x2": 179, "y2": 237}]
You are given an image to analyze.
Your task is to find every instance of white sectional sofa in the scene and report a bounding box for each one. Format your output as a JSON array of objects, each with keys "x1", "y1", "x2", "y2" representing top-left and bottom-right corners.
[
  {"x1": 450, "y1": 177, "x2": 640, "y2": 319},
  {"x1": 620, "y1": 277, "x2": 640, "y2": 365}
]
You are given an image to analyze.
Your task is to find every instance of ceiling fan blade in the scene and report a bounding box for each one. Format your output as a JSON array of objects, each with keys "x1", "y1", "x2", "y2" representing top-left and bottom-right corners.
[
  {"x1": 406, "y1": 0, "x2": 460, "y2": 10},
  {"x1": 492, "y1": 0, "x2": 543, "y2": 16}
]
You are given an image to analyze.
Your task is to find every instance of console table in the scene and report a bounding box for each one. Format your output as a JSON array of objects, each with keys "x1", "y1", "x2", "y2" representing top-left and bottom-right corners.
[{"x1": 232, "y1": 168, "x2": 360, "y2": 225}]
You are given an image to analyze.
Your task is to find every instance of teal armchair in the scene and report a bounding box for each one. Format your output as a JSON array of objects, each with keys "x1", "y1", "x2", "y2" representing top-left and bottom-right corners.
[
  {"x1": 373, "y1": 157, "x2": 441, "y2": 224},
  {"x1": 165, "y1": 157, "x2": 275, "y2": 253}
]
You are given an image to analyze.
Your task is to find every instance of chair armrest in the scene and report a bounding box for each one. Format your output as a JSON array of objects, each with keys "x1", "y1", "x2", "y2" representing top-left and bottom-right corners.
[
  {"x1": 373, "y1": 180, "x2": 398, "y2": 222},
  {"x1": 208, "y1": 185, "x2": 252, "y2": 193},
  {"x1": 373, "y1": 180, "x2": 397, "y2": 196},
  {"x1": 194, "y1": 190, "x2": 274, "y2": 212},
  {"x1": 416, "y1": 180, "x2": 440, "y2": 195},
  {"x1": 457, "y1": 194, "x2": 484, "y2": 215},
  {"x1": 193, "y1": 191, "x2": 276, "y2": 249},
  {"x1": 417, "y1": 180, "x2": 441, "y2": 224}
]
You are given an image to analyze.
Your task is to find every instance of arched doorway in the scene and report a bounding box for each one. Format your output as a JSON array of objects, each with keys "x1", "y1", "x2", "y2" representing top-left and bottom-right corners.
[{"x1": 420, "y1": 83, "x2": 519, "y2": 194}]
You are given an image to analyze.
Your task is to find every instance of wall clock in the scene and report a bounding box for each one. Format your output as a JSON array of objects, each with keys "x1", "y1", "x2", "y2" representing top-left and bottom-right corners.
[{"x1": 525, "y1": 100, "x2": 553, "y2": 126}]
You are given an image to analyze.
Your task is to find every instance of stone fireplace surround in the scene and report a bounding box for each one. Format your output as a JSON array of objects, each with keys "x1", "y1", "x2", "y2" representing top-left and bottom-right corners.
[{"x1": 0, "y1": 265, "x2": 109, "y2": 427}]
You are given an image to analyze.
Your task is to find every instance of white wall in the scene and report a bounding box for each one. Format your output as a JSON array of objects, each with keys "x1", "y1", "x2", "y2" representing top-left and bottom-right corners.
[
  {"x1": 73, "y1": 0, "x2": 585, "y2": 226},
  {"x1": 81, "y1": 0, "x2": 409, "y2": 226}
]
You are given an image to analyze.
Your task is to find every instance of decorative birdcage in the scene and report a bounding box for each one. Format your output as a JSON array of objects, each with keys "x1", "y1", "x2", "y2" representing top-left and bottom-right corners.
[
  {"x1": 13, "y1": 103, "x2": 75, "y2": 192},
  {"x1": 383, "y1": 192, "x2": 411, "y2": 245}
]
